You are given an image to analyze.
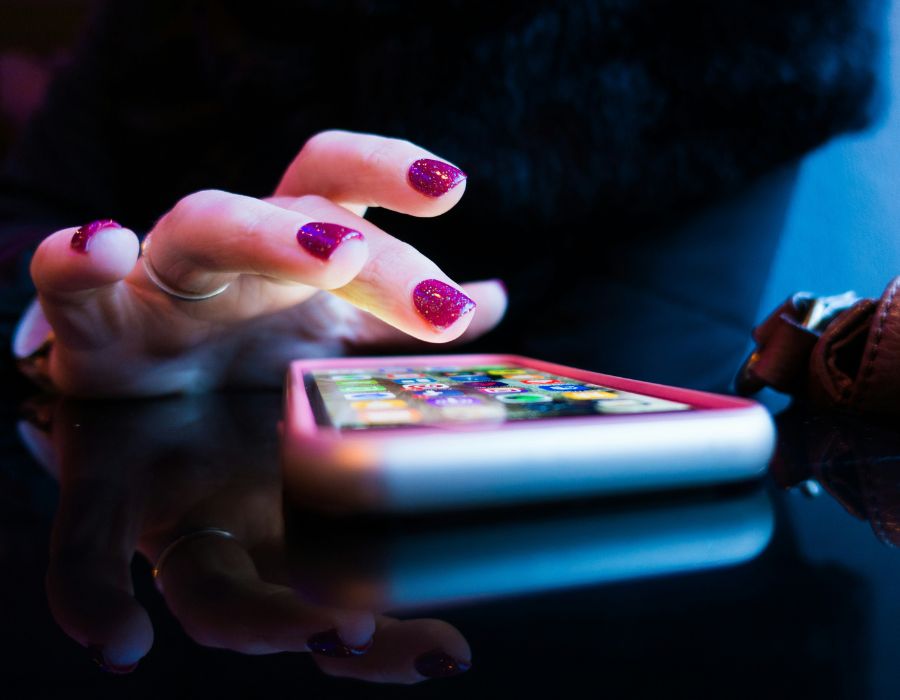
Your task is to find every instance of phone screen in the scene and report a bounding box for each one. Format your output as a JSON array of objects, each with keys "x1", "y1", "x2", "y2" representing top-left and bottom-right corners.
[{"x1": 306, "y1": 362, "x2": 691, "y2": 431}]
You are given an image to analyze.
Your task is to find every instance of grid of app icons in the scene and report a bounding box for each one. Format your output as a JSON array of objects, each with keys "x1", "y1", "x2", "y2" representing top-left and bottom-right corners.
[{"x1": 312, "y1": 365, "x2": 691, "y2": 430}]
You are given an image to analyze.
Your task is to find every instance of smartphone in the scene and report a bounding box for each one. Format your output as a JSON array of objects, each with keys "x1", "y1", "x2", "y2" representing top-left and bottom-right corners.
[{"x1": 281, "y1": 354, "x2": 775, "y2": 512}]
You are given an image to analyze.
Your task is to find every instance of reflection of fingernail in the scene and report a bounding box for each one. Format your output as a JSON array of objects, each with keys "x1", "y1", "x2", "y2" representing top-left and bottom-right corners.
[
  {"x1": 307, "y1": 628, "x2": 373, "y2": 658},
  {"x1": 408, "y1": 159, "x2": 466, "y2": 197},
  {"x1": 71, "y1": 219, "x2": 122, "y2": 253},
  {"x1": 414, "y1": 649, "x2": 472, "y2": 678},
  {"x1": 88, "y1": 644, "x2": 139, "y2": 674},
  {"x1": 413, "y1": 279, "x2": 476, "y2": 331},
  {"x1": 297, "y1": 222, "x2": 364, "y2": 261}
]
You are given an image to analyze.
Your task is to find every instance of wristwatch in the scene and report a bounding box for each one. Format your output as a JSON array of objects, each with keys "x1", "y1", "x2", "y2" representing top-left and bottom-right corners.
[{"x1": 737, "y1": 277, "x2": 900, "y2": 415}]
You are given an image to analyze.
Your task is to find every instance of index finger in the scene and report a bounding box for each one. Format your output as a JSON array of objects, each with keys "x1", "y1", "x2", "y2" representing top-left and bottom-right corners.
[{"x1": 276, "y1": 130, "x2": 467, "y2": 217}]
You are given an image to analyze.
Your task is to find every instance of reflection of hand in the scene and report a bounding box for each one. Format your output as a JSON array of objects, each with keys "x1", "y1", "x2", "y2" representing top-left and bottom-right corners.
[
  {"x1": 26, "y1": 131, "x2": 507, "y2": 396},
  {"x1": 27, "y1": 394, "x2": 470, "y2": 682}
]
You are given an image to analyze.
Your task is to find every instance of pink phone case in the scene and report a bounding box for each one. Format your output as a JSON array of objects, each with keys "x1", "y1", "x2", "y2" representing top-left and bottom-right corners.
[{"x1": 282, "y1": 354, "x2": 774, "y2": 512}]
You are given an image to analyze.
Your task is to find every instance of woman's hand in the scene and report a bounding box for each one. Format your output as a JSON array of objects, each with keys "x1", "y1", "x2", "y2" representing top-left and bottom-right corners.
[{"x1": 25, "y1": 131, "x2": 507, "y2": 396}]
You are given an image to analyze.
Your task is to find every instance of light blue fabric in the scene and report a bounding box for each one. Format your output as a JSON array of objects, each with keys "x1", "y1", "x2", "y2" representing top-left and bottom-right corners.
[{"x1": 760, "y1": 1, "x2": 900, "y2": 311}]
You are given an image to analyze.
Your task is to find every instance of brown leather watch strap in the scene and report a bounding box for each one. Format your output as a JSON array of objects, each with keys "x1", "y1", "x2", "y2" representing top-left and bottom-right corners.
[
  {"x1": 735, "y1": 294, "x2": 820, "y2": 396},
  {"x1": 738, "y1": 277, "x2": 900, "y2": 415},
  {"x1": 834, "y1": 277, "x2": 900, "y2": 413}
]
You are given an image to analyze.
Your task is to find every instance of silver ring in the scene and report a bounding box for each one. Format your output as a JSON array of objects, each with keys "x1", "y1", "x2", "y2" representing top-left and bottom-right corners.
[
  {"x1": 152, "y1": 527, "x2": 239, "y2": 591},
  {"x1": 141, "y1": 235, "x2": 231, "y2": 301}
]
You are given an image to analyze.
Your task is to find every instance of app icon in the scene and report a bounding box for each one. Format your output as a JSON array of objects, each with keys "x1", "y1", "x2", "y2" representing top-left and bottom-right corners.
[
  {"x1": 424, "y1": 366, "x2": 462, "y2": 372},
  {"x1": 520, "y1": 378, "x2": 555, "y2": 385},
  {"x1": 448, "y1": 374, "x2": 494, "y2": 382},
  {"x1": 540, "y1": 384, "x2": 588, "y2": 392},
  {"x1": 562, "y1": 390, "x2": 618, "y2": 400},
  {"x1": 394, "y1": 377, "x2": 437, "y2": 385},
  {"x1": 350, "y1": 399, "x2": 408, "y2": 410},
  {"x1": 338, "y1": 384, "x2": 386, "y2": 393},
  {"x1": 335, "y1": 381, "x2": 382, "y2": 390},
  {"x1": 401, "y1": 383, "x2": 450, "y2": 391},
  {"x1": 479, "y1": 387, "x2": 528, "y2": 394},
  {"x1": 464, "y1": 381, "x2": 507, "y2": 388},
  {"x1": 487, "y1": 369, "x2": 524, "y2": 376},
  {"x1": 385, "y1": 373, "x2": 427, "y2": 379},
  {"x1": 358, "y1": 408, "x2": 421, "y2": 424},
  {"x1": 410, "y1": 389, "x2": 464, "y2": 399},
  {"x1": 329, "y1": 374, "x2": 372, "y2": 381},
  {"x1": 344, "y1": 391, "x2": 397, "y2": 401},
  {"x1": 496, "y1": 394, "x2": 553, "y2": 404},
  {"x1": 426, "y1": 395, "x2": 482, "y2": 407},
  {"x1": 505, "y1": 374, "x2": 547, "y2": 381}
]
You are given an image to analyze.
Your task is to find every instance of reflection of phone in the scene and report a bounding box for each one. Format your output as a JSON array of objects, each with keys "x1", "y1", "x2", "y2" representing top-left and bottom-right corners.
[
  {"x1": 285, "y1": 488, "x2": 774, "y2": 611},
  {"x1": 282, "y1": 354, "x2": 774, "y2": 512}
]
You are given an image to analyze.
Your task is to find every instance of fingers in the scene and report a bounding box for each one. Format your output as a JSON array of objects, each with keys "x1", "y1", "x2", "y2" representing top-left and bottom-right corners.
[
  {"x1": 31, "y1": 190, "x2": 488, "y2": 355},
  {"x1": 315, "y1": 616, "x2": 472, "y2": 684},
  {"x1": 257, "y1": 195, "x2": 486, "y2": 342},
  {"x1": 158, "y1": 534, "x2": 375, "y2": 656},
  {"x1": 30, "y1": 223, "x2": 140, "y2": 349},
  {"x1": 132, "y1": 189, "x2": 369, "y2": 298},
  {"x1": 31, "y1": 223, "x2": 140, "y2": 297},
  {"x1": 142, "y1": 190, "x2": 479, "y2": 340},
  {"x1": 276, "y1": 130, "x2": 467, "y2": 217},
  {"x1": 349, "y1": 278, "x2": 507, "y2": 349}
]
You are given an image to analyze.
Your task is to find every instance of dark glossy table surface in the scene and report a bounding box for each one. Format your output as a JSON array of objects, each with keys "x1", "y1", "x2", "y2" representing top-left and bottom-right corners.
[{"x1": 2, "y1": 390, "x2": 899, "y2": 699}]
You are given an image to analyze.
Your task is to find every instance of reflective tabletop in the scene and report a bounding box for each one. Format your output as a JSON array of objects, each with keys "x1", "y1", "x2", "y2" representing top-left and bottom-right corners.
[{"x1": 3, "y1": 391, "x2": 900, "y2": 699}]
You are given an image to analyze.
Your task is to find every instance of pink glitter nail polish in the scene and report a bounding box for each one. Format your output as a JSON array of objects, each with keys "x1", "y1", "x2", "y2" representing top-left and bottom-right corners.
[
  {"x1": 407, "y1": 159, "x2": 467, "y2": 197},
  {"x1": 297, "y1": 222, "x2": 364, "y2": 260},
  {"x1": 413, "y1": 279, "x2": 476, "y2": 330},
  {"x1": 70, "y1": 219, "x2": 122, "y2": 253}
]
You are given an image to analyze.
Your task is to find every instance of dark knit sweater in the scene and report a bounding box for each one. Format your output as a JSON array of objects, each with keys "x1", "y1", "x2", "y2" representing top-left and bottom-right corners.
[{"x1": 0, "y1": 0, "x2": 883, "y2": 391}]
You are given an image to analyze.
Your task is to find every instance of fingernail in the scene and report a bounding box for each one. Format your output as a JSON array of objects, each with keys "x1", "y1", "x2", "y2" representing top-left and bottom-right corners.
[
  {"x1": 71, "y1": 219, "x2": 122, "y2": 253},
  {"x1": 413, "y1": 279, "x2": 476, "y2": 331},
  {"x1": 307, "y1": 628, "x2": 373, "y2": 658},
  {"x1": 408, "y1": 159, "x2": 466, "y2": 197},
  {"x1": 297, "y1": 222, "x2": 364, "y2": 260},
  {"x1": 414, "y1": 649, "x2": 472, "y2": 678},
  {"x1": 88, "y1": 644, "x2": 139, "y2": 674}
]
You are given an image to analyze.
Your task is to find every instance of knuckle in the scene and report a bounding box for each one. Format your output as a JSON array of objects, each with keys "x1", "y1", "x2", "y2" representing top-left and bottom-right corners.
[
  {"x1": 174, "y1": 189, "x2": 221, "y2": 212},
  {"x1": 301, "y1": 129, "x2": 345, "y2": 155},
  {"x1": 288, "y1": 131, "x2": 352, "y2": 186},
  {"x1": 359, "y1": 137, "x2": 410, "y2": 178},
  {"x1": 296, "y1": 193, "x2": 331, "y2": 210},
  {"x1": 289, "y1": 194, "x2": 334, "y2": 220},
  {"x1": 363, "y1": 240, "x2": 419, "y2": 287},
  {"x1": 169, "y1": 189, "x2": 230, "y2": 224}
]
